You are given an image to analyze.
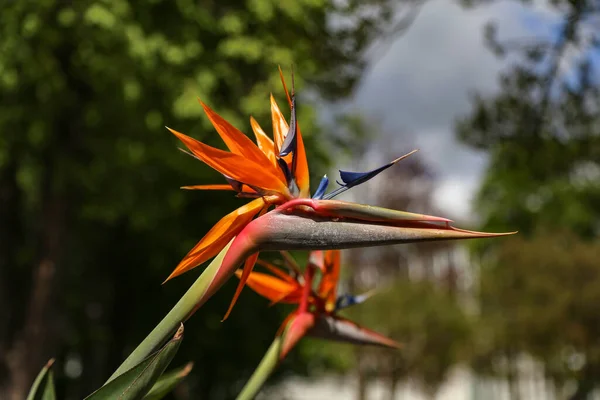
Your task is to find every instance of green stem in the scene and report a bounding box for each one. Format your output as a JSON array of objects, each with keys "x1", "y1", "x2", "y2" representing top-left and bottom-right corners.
[
  {"x1": 106, "y1": 242, "x2": 233, "y2": 383},
  {"x1": 236, "y1": 336, "x2": 282, "y2": 400}
]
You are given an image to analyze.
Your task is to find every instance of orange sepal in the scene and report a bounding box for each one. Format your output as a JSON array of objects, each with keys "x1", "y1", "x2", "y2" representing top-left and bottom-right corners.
[
  {"x1": 268, "y1": 288, "x2": 302, "y2": 307},
  {"x1": 164, "y1": 198, "x2": 266, "y2": 282},
  {"x1": 180, "y1": 184, "x2": 234, "y2": 191},
  {"x1": 235, "y1": 270, "x2": 301, "y2": 304},
  {"x1": 270, "y1": 94, "x2": 290, "y2": 156},
  {"x1": 278, "y1": 66, "x2": 293, "y2": 108},
  {"x1": 277, "y1": 69, "x2": 310, "y2": 196},
  {"x1": 280, "y1": 312, "x2": 315, "y2": 360},
  {"x1": 256, "y1": 259, "x2": 297, "y2": 283},
  {"x1": 250, "y1": 117, "x2": 277, "y2": 165},
  {"x1": 318, "y1": 250, "x2": 341, "y2": 306},
  {"x1": 168, "y1": 127, "x2": 289, "y2": 196},
  {"x1": 294, "y1": 124, "x2": 310, "y2": 196},
  {"x1": 222, "y1": 252, "x2": 260, "y2": 321},
  {"x1": 180, "y1": 184, "x2": 257, "y2": 194},
  {"x1": 200, "y1": 101, "x2": 285, "y2": 183}
]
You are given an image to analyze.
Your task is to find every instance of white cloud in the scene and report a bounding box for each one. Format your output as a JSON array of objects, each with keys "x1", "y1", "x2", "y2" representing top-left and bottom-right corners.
[{"x1": 345, "y1": 0, "x2": 537, "y2": 222}]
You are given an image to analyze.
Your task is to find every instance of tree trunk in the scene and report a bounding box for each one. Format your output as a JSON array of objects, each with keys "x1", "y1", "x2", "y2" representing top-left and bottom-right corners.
[
  {"x1": 356, "y1": 349, "x2": 368, "y2": 400},
  {"x1": 0, "y1": 156, "x2": 22, "y2": 399},
  {"x1": 2, "y1": 26, "x2": 85, "y2": 398},
  {"x1": 386, "y1": 355, "x2": 399, "y2": 400},
  {"x1": 5, "y1": 194, "x2": 66, "y2": 400},
  {"x1": 506, "y1": 353, "x2": 521, "y2": 400}
]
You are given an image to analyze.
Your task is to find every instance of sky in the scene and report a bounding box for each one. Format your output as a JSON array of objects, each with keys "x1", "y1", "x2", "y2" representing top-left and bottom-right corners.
[{"x1": 345, "y1": 0, "x2": 558, "y2": 222}]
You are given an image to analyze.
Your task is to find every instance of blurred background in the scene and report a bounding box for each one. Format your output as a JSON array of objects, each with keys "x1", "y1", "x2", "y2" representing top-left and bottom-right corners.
[{"x1": 0, "y1": 0, "x2": 598, "y2": 399}]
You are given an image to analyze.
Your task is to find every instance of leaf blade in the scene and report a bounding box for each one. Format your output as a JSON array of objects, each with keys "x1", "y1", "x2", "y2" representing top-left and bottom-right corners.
[
  {"x1": 87, "y1": 324, "x2": 184, "y2": 400},
  {"x1": 142, "y1": 362, "x2": 193, "y2": 400}
]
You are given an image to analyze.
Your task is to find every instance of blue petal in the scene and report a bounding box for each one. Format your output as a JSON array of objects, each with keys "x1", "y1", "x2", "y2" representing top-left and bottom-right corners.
[
  {"x1": 338, "y1": 160, "x2": 397, "y2": 188},
  {"x1": 323, "y1": 151, "x2": 417, "y2": 200},
  {"x1": 312, "y1": 175, "x2": 329, "y2": 199},
  {"x1": 278, "y1": 96, "x2": 297, "y2": 157},
  {"x1": 277, "y1": 158, "x2": 292, "y2": 185},
  {"x1": 335, "y1": 291, "x2": 374, "y2": 311},
  {"x1": 335, "y1": 294, "x2": 357, "y2": 310}
]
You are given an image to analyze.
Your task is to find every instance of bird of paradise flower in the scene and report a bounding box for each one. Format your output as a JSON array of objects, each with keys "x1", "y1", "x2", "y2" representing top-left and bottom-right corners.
[
  {"x1": 235, "y1": 250, "x2": 398, "y2": 400},
  {"x1": 239, "y1": 250, "x2": 398, "y2": 357},
  {"x1": 106, "y1": 69, "x2": 514, "y2": 383},
  {"x1": 165, "y1": 68, "x2": 513, "y2": 321}
]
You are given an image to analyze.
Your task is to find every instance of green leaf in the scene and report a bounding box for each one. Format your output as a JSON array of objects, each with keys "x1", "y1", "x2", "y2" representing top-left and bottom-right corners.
[
  {"x1": 86, "y1": 324, "x2": 184, "y2": 400},
  {"x1": 142, "y1": 362, "x2": 193, "y2": 400},
  {"x1": 26, "y1": 358, "x2": 57, "y2": 400},
  {"x1": 107, "y1": 242, "x2": 232, "y2": 382}
]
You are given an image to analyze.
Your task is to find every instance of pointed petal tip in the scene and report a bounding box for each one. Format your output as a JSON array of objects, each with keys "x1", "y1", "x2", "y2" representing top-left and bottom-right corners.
[
  {"x1": 180, "y1": 362, "x2": 194, "y2": 376},
  {"x1": 421, "y1": 214, "x2": 453, "y2": 223},
  {"x1": 391, "y1": 149, "x2": 419, "y2": 164},
  {"x1": 449, "y1": 227, "x2": 518, "y2": 238},
  {"x1": 221, "y1": 253, "x2": 259, "y2": 322},
  {"x1": 162, "y1": 264, "x2": 188, "y2": 284}
]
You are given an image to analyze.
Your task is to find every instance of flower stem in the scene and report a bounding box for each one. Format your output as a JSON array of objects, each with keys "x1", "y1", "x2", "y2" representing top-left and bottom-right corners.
[{"x1": 236, "y1": 336, "x2": 282, "y2": 400}]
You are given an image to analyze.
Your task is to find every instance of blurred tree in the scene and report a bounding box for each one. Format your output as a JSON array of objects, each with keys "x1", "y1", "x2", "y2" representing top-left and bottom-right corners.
[
  {"x1": 457, "y1": 0, "x2": 600, "y2": 238},
  {"x1": 457, "y1": 0, "x2": 600, "y2": 398},
  {"x1": 475, "y1": 233, "x2": 600, "y2": 400},
  {"x1": 0, "y1": 0, "x2": 424, "y2": 399},
  {"x1": 348, "y1": 280, "x2": 472, "y2": 400}
]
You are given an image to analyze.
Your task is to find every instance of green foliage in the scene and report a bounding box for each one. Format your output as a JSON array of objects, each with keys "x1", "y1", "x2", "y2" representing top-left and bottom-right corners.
[
  {"x1": 26, "y1": 359, "x2": 57, "y2": 400},
  {"x1": 456, "y1": 0, "x2": 599, "y2": 239},
  {"x1": 86, "y1": 325, "x2": 183, "y2": 400}
]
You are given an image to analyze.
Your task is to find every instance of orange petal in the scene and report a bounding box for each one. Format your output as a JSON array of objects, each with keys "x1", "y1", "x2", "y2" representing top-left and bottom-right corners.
[
  {"x1": 277, "y1": 69, "x2": 310, "y2": 196},
  {"x1": 180, "y1": 184, "x2": 234, "y2": 190},
  {"x1": 318, "y1": 250, "x2": 341, "y2": 306},
  {"x1": 181, "y1": 184, "x2": 257, "y2": 194},
  {"x1": 236, "y1": 270, "x2": 300, "y2": 303},
  {"x1": 270, "y1": 94, "x2": 289, "y2": 155},
  {"x1": 268, "y1": 288, "x2": 301, "y2": 307},
  {"x1": 200, "y1": 101, "x2": 287, "y2": 185},
  {"x1": 294, "y1": 124, "x2": 310, "y2": 197},
  {"x1": 280, "y1": 312, "x2": 315, "y2": 360},
  {"x1": 222, "y1": 252, "x2": 260, "y2": 321},
  {"x1": 250, "y1": 116, "x2": 277, "y2": 165},
  {"x1": 169, "y1": 127, "x2": 289, "y2": 196},
  {"x1": 278, "y1": 66, "x2": 293, "y2": 108},
  {"x1": 256, "y1": 259, "x2": 296, "y2": 283},
  {"x1": 164, "y1": 198, "x2": 265, "y2": 282}
]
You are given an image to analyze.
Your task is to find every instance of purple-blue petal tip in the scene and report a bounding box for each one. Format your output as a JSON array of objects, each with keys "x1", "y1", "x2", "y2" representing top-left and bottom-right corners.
[
  {"x1": 312, "y1": 175, "x2": 329, "y2": 199},
  {"x1": 323, "y1": 150, "x2": 418, "y2": 200}
]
